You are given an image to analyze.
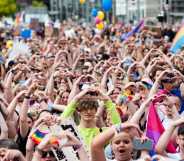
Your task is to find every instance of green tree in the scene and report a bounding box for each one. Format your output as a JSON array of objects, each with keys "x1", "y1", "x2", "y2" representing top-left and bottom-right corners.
[
  {"x1": 32, "y1": 0, "x2": 46, "y2": 7},
  {"x1": 0, "y1": 0, "x2": 17, "y2": 17}
]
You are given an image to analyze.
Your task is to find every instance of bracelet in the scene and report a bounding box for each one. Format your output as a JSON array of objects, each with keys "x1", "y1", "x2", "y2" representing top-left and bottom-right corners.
[
  {"x1": 113, "y1": 124, "x2": 122, "y2": 134},
  {"x1": 11, "y1": 70, "x2": 16, "y2": 74},
  {"x1": 24, "y1": 95, "x2": 31, "y2": 99},
  {"x1": 73, "y1": 143, "x2": 82, "y2": 151}
]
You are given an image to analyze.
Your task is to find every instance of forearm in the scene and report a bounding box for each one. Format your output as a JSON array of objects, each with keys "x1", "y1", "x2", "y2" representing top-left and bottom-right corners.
[
  {"x1": 67, "y1": 88, "x2": 77, "y2": 103},
  {"x1": 67, "y1": 77, "x2": 73, "y2": 90},
  {"x1": 45, "y1": 75, "x2": 54, "y2": 99},
  {"x1": 92, "y1": 126, "x2": 115, "y2": 148},
  {"x1": 7, "y1": 97, "x2": 18, "y2": 118},
  {"x1": 20, "y1": 98, "x2": 29, "y2": 138},
  {"x1": 104, "y1": 100, "x2": 121, "y2": 124},
  {"x1": 155, "y1": 124, "x2": 175, "y2": 155},
  {"x1": 4, "y1": 72, "x2": 13, "y2": 102},
  {"x1": 180, "y1": 83, "x2": 184, "y2": 98},
  {"x1": 4, "y1": 72, "x2": 13, "y2": 89},
  {"x1": 0, "y1": 112, "x2": 8, "y2": 139},
  {"x1": 60, "y1": 100, "x2": 77, "y2": 119},
  {"x1": 91, "y1": 127, "x2": 115, "y2": 161},
  {"x1": 101, "y1": 75, "x2": 108, "y2": 93},
  {"x1": 148, "y1": 81, "x2": 160, "y2": 97},
  {"x1": 14, "y1": 71, "x2": 23, "y2": 82},
  {"x1": 52, "y1": 104, "x2": 66, "y2": 112},
  {"x1": 130, "y1": 103, "x2": 148, "y2": 124},
  {"x1": 20, "y1": 98, "x2": 29, "y2": 121},
  {"x1": 26, "y1": 139, "x2": 35, "y2": 161},
  {"x1": 72, "y1": 56, "x2": 80, "y2": 71}
]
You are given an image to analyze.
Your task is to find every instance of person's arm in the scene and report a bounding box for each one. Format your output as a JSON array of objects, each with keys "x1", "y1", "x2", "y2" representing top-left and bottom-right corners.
[
  {"x1": 180, "y1": 83, "x2": 184, "y2": 98},
  {"x1": 67, "y1": 75, "x2": 84, "y2": 103},
  {"x1": 50, "y1": 104, "x2": 66, "y2": 112},
  {"x1": 66, "y1": 77, "x2": 73, "y2": 90},
  {"x1": 0, "y1": 100, "x2": 8, "y2": 118},
  {"x1": 60, "y1": 100, "x2": 77, "y2": 119},
  {"x1": 0, "y1": 64, "x2": 5, "y2": 78},
  {"x1": 6, "y1": 90, "x2": 26, "y2": 138},
  {"x1": 104, "y1": 99, "x2": 121, "y2": 124},
  {"x1": 72, "y1": 53, "x2": 81, "y2": 71},
  {"x1": 148, "y1": 70, "x2": 169, "y2": 97},
  {"x1": 91, "y1": 123, "x2": 140, "y2": 161},
  {"x1": 91, "y1": 127, "x2": 116, "y2": 161},
  {"x1": 155, "y1": 117, "x2": 184, "y2": 156},
  {"x1": 98, "y1": 89, "x2": 121, "y2": 124},
  {"x1": 130, "y1": 97, "x2": 152, "y2": 124},
  {"x1": 140, "y1": 50, "x2": 151, "y2": 66},
  {"x1": 45, "y1": 74, "x2": 54, "y2": 101},
  {"x1": 0, "y1": 111, "x2": 8, "y2": 139},
  {"x1": 19, "y1": 95, "x2": 30, "y2": 138},
  {"x1": 4, "y1": 71, "x2": 14, "y2": 103},
  {"x1": 14, "y1": 70, "x2": 23, "y2": 82},
  {"x1": 3, "y1": 149, "x2": 26, "y2": 161},
  {"x1": 100, "y1": 68, "x2": 111, "y2": 93},
  {"x1": 7, "y1": 90, "x2": 26, "y2": 119}
]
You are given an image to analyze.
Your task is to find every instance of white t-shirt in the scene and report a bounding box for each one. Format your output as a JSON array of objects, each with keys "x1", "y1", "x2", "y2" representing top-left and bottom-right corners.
[
  {"x1": 167, "y1": 153, "x2": 182, "y2": 160},
  {"x1": 107, "y1": 159, "x2": 145, "y2": 161}
]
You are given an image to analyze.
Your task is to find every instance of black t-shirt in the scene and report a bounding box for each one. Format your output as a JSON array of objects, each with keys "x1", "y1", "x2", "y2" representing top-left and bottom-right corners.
[{"x1": 16, "y1": 128, "x2": 31, "y2": 155}]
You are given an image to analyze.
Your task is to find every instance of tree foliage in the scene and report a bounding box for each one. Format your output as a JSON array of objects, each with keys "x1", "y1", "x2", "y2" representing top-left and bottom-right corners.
[
  {"x1": 0, "y1": 0, "x2": 17, "y2": 17},
  {"x1": 32, "y1": 0, "x2": 46, "y2": 7}
]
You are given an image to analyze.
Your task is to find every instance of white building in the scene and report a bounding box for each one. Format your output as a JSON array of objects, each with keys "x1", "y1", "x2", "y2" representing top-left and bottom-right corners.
[{"x1": 115, "y1": 0, "x2": 161, "y2": 23}]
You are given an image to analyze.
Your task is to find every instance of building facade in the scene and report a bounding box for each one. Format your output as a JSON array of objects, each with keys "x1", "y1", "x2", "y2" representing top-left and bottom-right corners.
[
  {"x1": 115, "y1": 0, "x2": 162, "y2": 24},
  {"x1": 49, "y1": 0, "x2": 102, "y2": 22},
  {"x1": 168, "y1": 0, "x2": 184, "y2": 23}
]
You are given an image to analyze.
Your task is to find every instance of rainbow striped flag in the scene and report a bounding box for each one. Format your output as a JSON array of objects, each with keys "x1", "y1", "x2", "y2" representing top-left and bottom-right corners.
[
  {"x1": 170, "y1": 26, "x2": 184, "y2": 54},
  {"x1": 31, "y1": 129, "x2": 49, "y2": 145}
]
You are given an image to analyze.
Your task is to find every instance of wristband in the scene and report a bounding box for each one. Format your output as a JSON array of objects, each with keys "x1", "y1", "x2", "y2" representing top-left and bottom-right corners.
[
  {"x1": 113, "y1": 124, "x2": 122, "y2": 133},
  {"x1": 73, "y1": 143, "x2": 82, "y2": 151},
  {"x1": 11, "y1": 69, "x2": 16, "y2": 74},
  {"x1": 24, "y1": 95, "x2": 31, "y2": 99}
]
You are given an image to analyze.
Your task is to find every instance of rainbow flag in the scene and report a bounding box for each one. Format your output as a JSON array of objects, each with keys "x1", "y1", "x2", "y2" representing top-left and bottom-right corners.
[
  {"x1": 119, "y1": 90, "x2": 133, "y2": 104},
  {"x1": 31, "y1": 128, "x2": 59, "y2": 145},
  {"x1": 31, "y1": 129, "x2": 48, "y2": 145},
  {"x1": 170, "y1": 26, "x2": 184, "y2": 54},
  {"x1": 146, "y1": 98, "x2": 176, "y2": 153}
]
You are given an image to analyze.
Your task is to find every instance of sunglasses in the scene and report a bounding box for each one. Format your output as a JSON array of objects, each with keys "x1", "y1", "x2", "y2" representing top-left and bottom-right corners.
[
  {"x1": 29, "y1": 98, "x2": 48, "y2": 105},
  {"x1": 42, "y1": 151, "x2": 55, "y2": 158}
]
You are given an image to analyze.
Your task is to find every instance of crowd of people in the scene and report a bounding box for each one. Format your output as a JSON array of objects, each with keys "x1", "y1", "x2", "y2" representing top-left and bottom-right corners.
[{"x1": 0, "y1": 19, "x2": 183, "y2": 161}]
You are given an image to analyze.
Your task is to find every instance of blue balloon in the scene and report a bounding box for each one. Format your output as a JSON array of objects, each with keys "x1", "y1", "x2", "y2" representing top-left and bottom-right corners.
[
  {"x1": 102, "y1": 0, "x2": 112, "y2": 11},
  {"x1": 91, "y1": 8, "x2": 98, "y2": 17}
]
